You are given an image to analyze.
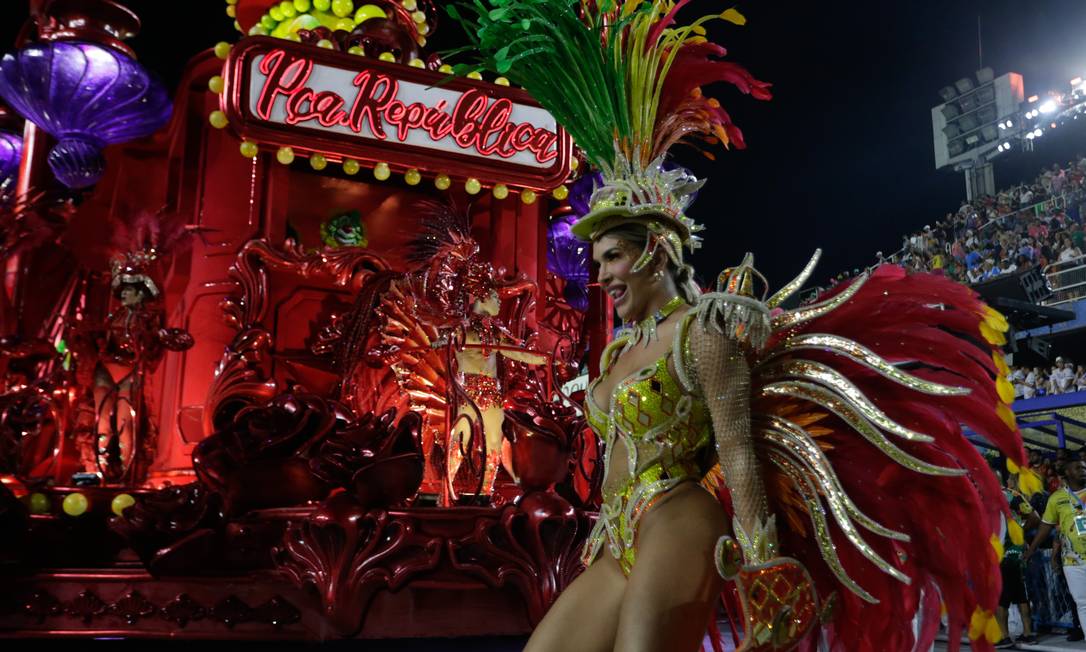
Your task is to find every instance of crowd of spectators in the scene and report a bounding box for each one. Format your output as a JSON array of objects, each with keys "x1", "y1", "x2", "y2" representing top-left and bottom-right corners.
[
  {"x1": 1011, "y1": 357, "x2": 1086, "y2": 400},
  {"x1": 890, "y1": 157, "x2": 1086, "y2": 285},
  {"x1": 803, "y1": 157, "x2": 1086, "y2": 300}
]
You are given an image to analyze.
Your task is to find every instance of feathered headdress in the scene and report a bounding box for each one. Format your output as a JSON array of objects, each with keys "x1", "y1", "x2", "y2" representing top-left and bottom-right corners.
[
  {"x1": 107, "y1": 208, "x2": 193, "y2": 299},
  {"x1": 406, "y1": 200, "x2": 496, "y2": 328},
  {"x1": 449, "y1": 0, "x2": 770, "y2": 262}
]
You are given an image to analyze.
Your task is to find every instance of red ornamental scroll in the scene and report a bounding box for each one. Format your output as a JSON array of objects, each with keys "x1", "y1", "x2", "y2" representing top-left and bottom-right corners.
[{"x1": 222, "y1": 37, "x2": 572, "y2": 190}]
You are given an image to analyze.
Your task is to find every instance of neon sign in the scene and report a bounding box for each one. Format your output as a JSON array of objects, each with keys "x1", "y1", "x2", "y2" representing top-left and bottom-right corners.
[{"x1": 222, "y1": 37, "x2": 571, "y2": 190}]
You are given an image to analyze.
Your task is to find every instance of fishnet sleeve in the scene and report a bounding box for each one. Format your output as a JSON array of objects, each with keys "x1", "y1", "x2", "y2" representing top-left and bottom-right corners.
[{"x1": 688, "y1": 321, "x2": 767, "y2": 540}]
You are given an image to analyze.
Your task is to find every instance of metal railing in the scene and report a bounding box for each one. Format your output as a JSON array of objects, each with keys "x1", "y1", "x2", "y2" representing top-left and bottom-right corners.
[{"x1": 1044, "y1": 254, "x2": 1086, "y2": 305}]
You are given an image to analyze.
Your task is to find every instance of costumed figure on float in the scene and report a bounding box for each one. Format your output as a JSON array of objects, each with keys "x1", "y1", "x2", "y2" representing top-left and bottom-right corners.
[
  {"x1": 405, "y1": 200, "x2": 546, "y2": 502},
  {"x1": 451, "y1": 1, "x2": 1038, "y2": 650},
  {"x1": 73, "y1": 214, "x2": 194, "y2": 484}
]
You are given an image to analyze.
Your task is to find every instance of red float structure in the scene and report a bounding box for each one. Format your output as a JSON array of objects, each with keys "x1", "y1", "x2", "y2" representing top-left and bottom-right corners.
[{"x1": 0, "y1": 0, "x2": 609, "y2": 640}]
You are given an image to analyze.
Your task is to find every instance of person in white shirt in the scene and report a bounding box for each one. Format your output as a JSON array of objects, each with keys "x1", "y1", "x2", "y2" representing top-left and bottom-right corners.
[
  {"x1": 1059, "y1": 244, "x2": 1083, "y2": 263},
  {"x1": 1025, "y1": 368, "x2": 1039, "y2": 386},
  {"x1": 1022, "y1": 382, "x2": 1037, "y2": 399},
  {"x1": 1046, "y1": 374, "x2": 1060, "y2": 396},
  {"x1": 1076, "y1": 365, "x2": 1086, "y2": 392},
  {"x1": 1055, "y1": 362, "x2": 1076, "y2": 393},
  {"x1": 1010, "y1": 367, "x2": 1026, "y2": 384}
]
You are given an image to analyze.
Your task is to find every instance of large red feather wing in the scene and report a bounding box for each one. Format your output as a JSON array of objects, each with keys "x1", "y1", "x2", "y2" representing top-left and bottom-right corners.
[{"x1": 745, "y1": 264, "x2": 1023, "y2": 652}]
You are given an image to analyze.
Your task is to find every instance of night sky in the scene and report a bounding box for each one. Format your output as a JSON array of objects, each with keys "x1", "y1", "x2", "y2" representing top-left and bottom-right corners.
[{"x1": 5, "y1": 1, "x2": 1086, "y2": 288}]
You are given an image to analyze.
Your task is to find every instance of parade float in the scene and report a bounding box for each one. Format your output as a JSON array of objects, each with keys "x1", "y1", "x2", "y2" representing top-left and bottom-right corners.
[{"x1": 0, "y1": 0, "x2": 609, "y2": 639}]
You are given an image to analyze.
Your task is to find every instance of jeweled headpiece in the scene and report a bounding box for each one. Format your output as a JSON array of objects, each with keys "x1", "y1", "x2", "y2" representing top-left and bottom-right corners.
[
  {"x1": 451, "y1": 0, "x2": 770, "y2": 265},
  {"x1": 406, "y1": 200, "x2": 497, "y2": 327},
  {"x1": 110, "y1": 250, "x2": 159, "y2": 298}
]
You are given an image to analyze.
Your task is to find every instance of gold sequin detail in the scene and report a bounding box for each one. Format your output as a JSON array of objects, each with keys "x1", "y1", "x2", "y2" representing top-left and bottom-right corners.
[
  {"x1": 766, "y1": 249, "x2": 822, "y2": 308},
  {"x1": 765, "y1": 333, "x2": 970, "y2": 397},
  {"x1": 771, "y1": 272, "x2": 869, "y2": 331}
]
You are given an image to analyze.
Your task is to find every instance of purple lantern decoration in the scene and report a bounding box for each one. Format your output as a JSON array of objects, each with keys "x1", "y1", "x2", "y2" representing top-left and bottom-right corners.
[
  {"x1": 0, "y1": 130, "x2": 22, "y2": 193},
  {"x1": 0, "y1": 41, "x2": 172, "y2": 189}
]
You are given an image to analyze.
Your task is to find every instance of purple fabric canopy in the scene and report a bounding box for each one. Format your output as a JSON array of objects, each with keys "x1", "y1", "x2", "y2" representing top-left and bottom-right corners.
[{"x1": 0, "y1": 41, "x2": 172, "y2": 188}]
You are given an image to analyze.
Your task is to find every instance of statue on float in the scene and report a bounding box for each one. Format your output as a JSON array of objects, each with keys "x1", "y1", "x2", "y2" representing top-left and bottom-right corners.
[
  {"x1": 403, "y1": 201, "x2": 547, "y2": 502},
  {"x1": 72, "y1": 213, "x2": 194, "y2": 484}
]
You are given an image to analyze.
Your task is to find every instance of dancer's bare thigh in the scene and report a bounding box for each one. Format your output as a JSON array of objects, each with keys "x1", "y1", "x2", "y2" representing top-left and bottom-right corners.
[
  {"x1": 524, "y1": 551, "x2": 626, "y2": 652},
  {"x1": 614, "y1": 483, "x2": 727, "y2": 652}
]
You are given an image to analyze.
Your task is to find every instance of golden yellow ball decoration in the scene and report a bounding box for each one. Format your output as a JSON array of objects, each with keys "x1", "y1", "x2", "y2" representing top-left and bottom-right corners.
[
  {"x1": 276, "y1": 146, "x2": 295, "y2": 165},
  {"x1": 402, "y1": 0, "x2": 417, "y2": 10},
  {"x1": 521, "y1": 189, "x2": 538, "y2": 205},
  {"x1": 552, "y1": 184, "x2": 569, "y2": 200},
  {"x1": 234, "y1": 20, "x2": 242, "y2": 32},
  {"x1": 374, "y1": 162, "x2": 391, "y2": 180},
  {"x1": 411, "y1": 10, "x2": 426, "y2": 23},
  {"x1": 335, "y1": 18, "x2": 355, "y2": 31},
  {"x1": 226, "y1": 5, "x2": 237, "y2": 18},
  {"x1": 269, "y1": 6, "x2": 284, "y2": 21},
  {"x1": 348, "y1": 45, "x2": 365, "y2": 55},
  {"x1": 492, "y1": 184, "x2": 509, "y2": 200},
  {"x1": 409, "y1": 58, "x2": 425, "y2": 68},
  {"x1": 434, "y1": 173, "x2": 451, "y2": 190},
  {"x1": 27, "y1": 492, "x2": 50, "y2": 514},
  {"x1": 111, "y1": 493, "x2": 136, "y2": 516},
  {"x1": 209, "y1": 110, "x2": 228, "y2": 129},
  {"x1": 417, "y1": 36, "x2": 427, "y2": 47},
  {"x1": 226, "y1": 0, "x2": 238, "y2": 4},
  {"x1": 278, "y1": 1, "x2": 297, "y2": 18},
  {"x1": 465, "y1": 178, "x2": 481, "y2": 195},
  {"x1": 317, "y1": 39, "x2": 334, "y2": 49},
  {"x1": 354, "y1": 4, "x2": 387, "y2": 22},
  {"x1": 240, "y1": 141, "x2": 259, "y2": 158},
  {"x1": 494, "y1": 77, "x2": 510, "y2": 86},
  {"x1": 208, "y1": 75, "x2": 225, "y2": 94},
  {"x1": 309, "y1": 153, "x2": 328, "y2": 170},
  {"x1": 570, "y1": 156, "x2": 579, "y2": 171},
  {"x1": 293, "y1": 0, "x2": 311, "y2": 11},
  {"x1": 404, "y1": 168, "x2": 421, "y2": 185},
  {"x1": 466, "y1": 71, "x2": 483, "y2": 80},
  {"x1": 331, "y1": 0, "x2": 354, "y2": 17},
  {"x1": 378, "y1": 52, "x2": 396, "y2": 62},
  {"x1": 438, "y1": 64, "x2": 453, "y2": 74},
  {"x1": 62, "y1": 492, "x2": 88, "y2": 517},
  {"x1": 417, "y1": 22, "x2": 429, "y2": 35},
  {"x1": 343, "y1": 158, "x2": 360, "y2": 175},
  {"x1": 214, "y1": 42, "x2": 231, "y2": 60}
]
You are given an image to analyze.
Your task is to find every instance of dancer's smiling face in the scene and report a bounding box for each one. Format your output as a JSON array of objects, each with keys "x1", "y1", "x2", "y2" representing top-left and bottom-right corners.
[{"x1": 592, "y1": 231, "x2": 666, "y2": 324}]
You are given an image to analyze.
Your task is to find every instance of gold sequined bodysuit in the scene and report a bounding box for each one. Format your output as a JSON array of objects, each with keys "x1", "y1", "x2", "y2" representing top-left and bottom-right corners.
[{"x1": 582, "y1": 310, "x2": 716, "y2": 575}]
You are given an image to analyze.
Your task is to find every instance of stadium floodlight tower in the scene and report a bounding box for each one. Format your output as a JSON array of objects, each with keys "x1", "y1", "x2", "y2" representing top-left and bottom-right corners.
[{"x1": 932, "y1": 67, "x2": 1024, "y2": 200}]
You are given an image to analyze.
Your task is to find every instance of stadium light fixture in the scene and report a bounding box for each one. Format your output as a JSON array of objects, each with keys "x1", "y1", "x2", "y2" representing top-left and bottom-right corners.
[
  {"x1": 955, "y1": 77, "x2": 975, "y2": 94},
  {"x1": 1040, "y1": 100, "x2": 1057, "y2": 114},
  {"x1": 938, "y1": 86, "x2": 957, "y2": 103}
]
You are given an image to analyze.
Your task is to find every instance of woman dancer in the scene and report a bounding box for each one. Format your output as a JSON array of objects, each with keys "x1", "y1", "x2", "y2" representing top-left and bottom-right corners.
[{"x1": 453, "y1": 2, "x2": 1033, "y2": 650}]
